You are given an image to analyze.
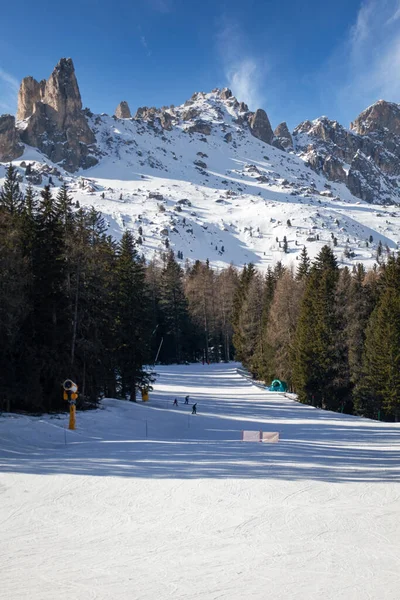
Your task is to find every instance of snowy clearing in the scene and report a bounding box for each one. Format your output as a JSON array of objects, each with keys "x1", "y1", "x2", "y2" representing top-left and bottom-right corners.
[{"x1": 1, "y1": 363, "x2": 400, "y2": 599}]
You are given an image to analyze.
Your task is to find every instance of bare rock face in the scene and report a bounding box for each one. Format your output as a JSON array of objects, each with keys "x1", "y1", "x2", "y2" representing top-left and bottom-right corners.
[
  {"x1": 347, "y1": 150, "x2": 393, "y2": 203},
  {"x1": 135, "y1": 106, "x2": 173, "y2": 131},
  {"x1": 115, "y1": 101, "x2": 132, "y2": 119},
  {"x1": 248, "y1": 109, "x2": 273, "y2": 144},
  {"x1": 272, "y1": 122, "x2": 293, "y2": 150},
  {"x1": 159, "y1": 111, "x2": 173, "y2": 131},
  {"x1": 187, "y1": 120, "x2": 212, "y2": 135},
  {"x1": 181, "y1": 107, "x2": 200, "y2": 121},
  {"x1": 17, "y1": 58, "x2": 97, "y2": 172},
  {"x1": 293, "y1": 105, "x2": 400, "y2": 203},
  {"x1": 135, "y1": 106, "x2": 153, "y2": 120},
  {"x1": 0, "y1": 115, "x2": 23, "y2": 162},
  {"x1": 220, "y1": 88, "x2": 232, "y2": 100},
  {"x1": 17, "y1": 76, "x2": 46, "y2": 121},
  {"x1": 350, "y1": 100, "x2": 400, "y2": 136},
  {"x1": 321, "y1": 155, "x2": 347, "y2": 183}
]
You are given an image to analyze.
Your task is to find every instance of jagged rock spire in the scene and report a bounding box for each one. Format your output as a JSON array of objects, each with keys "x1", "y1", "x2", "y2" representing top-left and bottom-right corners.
[
  {"x1": 115, "y1": 101, "x2": 132, "y2": 119},
  {"x1": 273, "y1": 122, "x2": 293, "y2": 150},
  {"x1": 16, "y1": 58, "x2": 97, "y2": 172},
  {"x1": 248, "y1": 109, "x2": 273, "y2": 144}
]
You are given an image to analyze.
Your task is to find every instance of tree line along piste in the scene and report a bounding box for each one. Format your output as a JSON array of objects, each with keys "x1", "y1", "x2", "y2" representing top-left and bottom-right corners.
[{"x1": 1, "y1": 163, "x2": 399, "y2": 421}]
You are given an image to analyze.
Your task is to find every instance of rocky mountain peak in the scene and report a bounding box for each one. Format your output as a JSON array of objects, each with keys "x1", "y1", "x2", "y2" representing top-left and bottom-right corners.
[
  {"x1": 15, "y1": 57, "x2": 97, "y2": 172},
  {"x1": 41, "y1": 57, "x2": 83, "y2": 129},
  {"x1": 219, "y1": 88, "x2": 233, "y2": 100},
  {"x1": 115, "y1": 101, "x2": 132, "y2": 119},
  {"x1": 350, "y1": 100, "x2": 400, "y2": 137},
  {"x1": 4, "y1": 55, "x2": 400, "y2": 206}
]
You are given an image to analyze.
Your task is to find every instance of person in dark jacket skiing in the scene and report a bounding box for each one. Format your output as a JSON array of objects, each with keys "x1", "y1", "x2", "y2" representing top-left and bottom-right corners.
[
  {"x1": 184, "y1": 395, "x2": 189, "y2": 404},
  {"x1": 173, "y1": 398, "x2": 178, "y2": 406},
  {"x1": 192, "y1": 403, "x2": 197, "y2": 414}
]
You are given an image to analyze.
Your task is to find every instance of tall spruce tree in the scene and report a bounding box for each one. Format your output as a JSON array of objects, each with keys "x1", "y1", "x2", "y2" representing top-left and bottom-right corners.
[
  {"x1": 185, "y1": 260, "x2": 218, "y2": 362},
  {"x1": 0, "y1": 209, "x2": 31, "y2": 411},
  {"x1": 251, "y1": 266, "x2": 279, "y2": 382},
  {"x1": 356, "y1": 255, "x2": 400, "y2": 420},
  {"x1": 159, "y1": 250, "x2": 192, "y2": 363},
  {"x1": 115, "y1": 231, "x2": 150, "y2": 400},
  {"x1": 0, "y1": 164, "x2": 24, "y2": 217},
  {"x1": 292, "y1": 246, "x2": 343, "y2": 409},
  {"x1": 31, "y1": 185, "x2": 69, "y2": 410},
  {"x1": 297, "y1": 246, "x2": 311, "y2": 280}
]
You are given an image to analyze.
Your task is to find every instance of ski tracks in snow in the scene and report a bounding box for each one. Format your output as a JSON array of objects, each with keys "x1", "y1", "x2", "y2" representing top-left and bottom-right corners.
[{"x1": 1, "y1": 363, "x2": 400, "y2": 599}]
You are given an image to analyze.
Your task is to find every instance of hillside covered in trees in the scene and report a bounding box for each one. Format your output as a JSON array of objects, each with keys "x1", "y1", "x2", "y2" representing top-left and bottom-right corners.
[{"x1": 1, "y1": 164, "x2": 400, "y2": 421}]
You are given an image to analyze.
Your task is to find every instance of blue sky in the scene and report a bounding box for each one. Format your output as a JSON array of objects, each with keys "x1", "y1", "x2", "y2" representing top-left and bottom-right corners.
[{"x1": 1, "y1": 0, "x2": 400, "y2": 130}]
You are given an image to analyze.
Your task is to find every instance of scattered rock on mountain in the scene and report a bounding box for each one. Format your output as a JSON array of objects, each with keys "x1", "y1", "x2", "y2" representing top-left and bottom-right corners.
[
  {"x1": 194, "y1": 160, "x2": 207, "y2": 169},
  {"x1": 187, "y1": 120, "x2": 212, "y2": 135}
]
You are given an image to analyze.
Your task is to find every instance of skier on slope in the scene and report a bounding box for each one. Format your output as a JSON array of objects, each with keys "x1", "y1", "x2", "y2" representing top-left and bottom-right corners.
[
  {"x1": 192, "y1": 403, "x2": 197, "y2": 415},
  {"x1": 184, "y1": 395, "x2": 189, "y2": 404},
  {"x1": 173, "y1": 398, "x2": 178, "y2": 406}
]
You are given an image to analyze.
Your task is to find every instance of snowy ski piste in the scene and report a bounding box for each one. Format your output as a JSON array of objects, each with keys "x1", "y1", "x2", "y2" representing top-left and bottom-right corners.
[{"x1": 1, "y1": 363, "x2": 399, "y2": 600}]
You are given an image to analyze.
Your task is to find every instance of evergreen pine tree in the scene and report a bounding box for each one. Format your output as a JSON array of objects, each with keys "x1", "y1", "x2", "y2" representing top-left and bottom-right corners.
[
  {"x1": 115, "y1": 231, "x2": 150, "y2": 400},
  {"x1": 357, "y1": 255, "x2": 400, "y2": 420},
  {"x1": 292, "y1": 246, "x2": 342, "y2": 409},
  {"x1": 296, "y1": 246, "x2": 310, "y2": 279},
  {"x1": 0, "y1": 164, "x2": 24, "y2": 216},
  {"x1": 159, "y1": 250, "x2": 192, "y2": 363},
  {"x1": 56, "y1": 183, "x2": 74, "y2": 235},
  {"x1": 31, "y1": 185, "x2": 69, "y2": 410}
]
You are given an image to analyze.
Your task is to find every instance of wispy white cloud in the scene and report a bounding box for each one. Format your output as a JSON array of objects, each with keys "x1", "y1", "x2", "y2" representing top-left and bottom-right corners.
[
  {"x1": 216, "y1": 18, "x2": 268, "y2": 110},
  {"x1": 334, "y1": 0, "x2": 400, "y2": 119},
  {"x1": 226, "y1": 59, "x2": 264, "y2": 110},
  {"x1": 0, "y1": 66, "x2": 19, "y2": 114}
]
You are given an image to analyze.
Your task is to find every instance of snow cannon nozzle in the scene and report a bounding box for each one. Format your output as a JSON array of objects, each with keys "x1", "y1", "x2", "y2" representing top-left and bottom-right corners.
[{"x1": 63, "y1": 379, "x2": 78, "y2": 393}]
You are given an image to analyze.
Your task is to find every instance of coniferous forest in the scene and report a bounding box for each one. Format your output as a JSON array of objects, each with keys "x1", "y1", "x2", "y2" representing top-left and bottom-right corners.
[{"x1": 1, "y1": 164, "x2": 400, "y2": 421}]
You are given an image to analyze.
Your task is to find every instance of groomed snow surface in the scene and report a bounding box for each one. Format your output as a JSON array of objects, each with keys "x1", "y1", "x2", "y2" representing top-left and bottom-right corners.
[{"x1": 1, "y1": 363, "x2": 399, "y2": 600}]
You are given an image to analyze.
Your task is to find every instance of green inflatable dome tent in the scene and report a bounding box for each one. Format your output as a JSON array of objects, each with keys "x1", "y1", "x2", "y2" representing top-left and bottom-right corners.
[{"x1": 268, "y1": 379, "x2": 287, "y2": 392}]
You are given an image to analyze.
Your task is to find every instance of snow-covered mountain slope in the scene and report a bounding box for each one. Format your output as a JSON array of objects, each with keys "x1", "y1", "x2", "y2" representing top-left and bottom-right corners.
[
  {"x1": 3, "y1": 89, "x2": 400, "y2": 270},
  {"x1": 1, "y1": 363, "x2": 399, "y2": 599}
]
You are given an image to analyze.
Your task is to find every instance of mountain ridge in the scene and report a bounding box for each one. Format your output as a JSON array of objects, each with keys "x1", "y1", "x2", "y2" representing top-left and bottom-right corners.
[{"x1": 1, "y1": 57, "x2": 400, "y2": 270}]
